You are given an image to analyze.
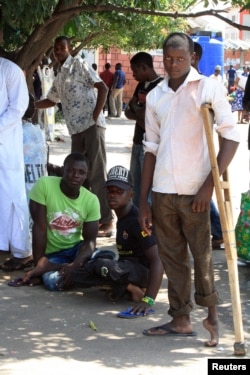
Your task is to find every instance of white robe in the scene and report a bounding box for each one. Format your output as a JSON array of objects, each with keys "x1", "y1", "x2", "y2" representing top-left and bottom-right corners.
[{"x1": 0, "y1": 58, "x2": 31, "y2": 257}]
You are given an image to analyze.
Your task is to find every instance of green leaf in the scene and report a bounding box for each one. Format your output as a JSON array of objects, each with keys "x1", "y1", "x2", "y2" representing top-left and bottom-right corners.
[{"x1": 89, "y1": 320, "x2": 98, "y2": 331}]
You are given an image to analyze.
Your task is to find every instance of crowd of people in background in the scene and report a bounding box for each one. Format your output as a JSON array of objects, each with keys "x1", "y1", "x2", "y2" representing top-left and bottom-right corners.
[
  {"x1": 197, "y1": 61, "x2": 250, "y2": 124},
  {"x1": 229, "y1": 65, "x2": 250, "y2": 123}
]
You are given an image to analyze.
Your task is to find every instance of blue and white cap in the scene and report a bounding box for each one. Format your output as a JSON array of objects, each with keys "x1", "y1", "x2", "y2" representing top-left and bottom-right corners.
[{"x1": 106, "y1": 165, "x2": 133, "y2": 190}]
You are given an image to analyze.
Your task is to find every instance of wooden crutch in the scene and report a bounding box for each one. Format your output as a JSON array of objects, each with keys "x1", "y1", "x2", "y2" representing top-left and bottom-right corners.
[{"x1": 200, "y1": 103, "x2": 247, "y2": 356}]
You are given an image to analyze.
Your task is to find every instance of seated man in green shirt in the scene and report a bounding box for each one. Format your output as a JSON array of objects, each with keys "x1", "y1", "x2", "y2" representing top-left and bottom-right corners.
[{"x1": 9, "y1": 152, "x2": 100, "y2": 290}]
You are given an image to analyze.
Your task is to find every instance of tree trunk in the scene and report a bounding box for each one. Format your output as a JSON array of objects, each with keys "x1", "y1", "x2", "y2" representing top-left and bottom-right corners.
[{"x1": 12, "y1": 0, "x2": 82, "y2": 92}]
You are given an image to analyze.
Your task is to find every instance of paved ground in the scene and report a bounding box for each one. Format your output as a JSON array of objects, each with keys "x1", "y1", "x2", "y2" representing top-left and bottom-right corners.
[{"x1": 0, "y1": 114, "x2": 249, "y2": 374}]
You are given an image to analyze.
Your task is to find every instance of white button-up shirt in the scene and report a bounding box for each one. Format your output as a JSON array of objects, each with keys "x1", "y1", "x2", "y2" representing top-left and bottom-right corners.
[
  {"x1": 47, "y1": 55, "x2": 106, "y2": 135},
  {"x1": 144, "y1": 66, "x2": 240, "y2": 195}
]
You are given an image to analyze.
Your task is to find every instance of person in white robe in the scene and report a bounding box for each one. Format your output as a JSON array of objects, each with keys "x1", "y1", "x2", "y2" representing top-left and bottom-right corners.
[{"x1": 0, "y1": 58, "x2": 32, "y2": 271}]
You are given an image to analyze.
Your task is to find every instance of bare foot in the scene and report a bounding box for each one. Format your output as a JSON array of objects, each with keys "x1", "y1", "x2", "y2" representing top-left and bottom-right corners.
[
  {"x1": 23, "y1": 269, "x2": 42, "y2": 284},
  {"x1": 143, "y1": 316, "x2": 195, "y2": 336},
  {"x1": 203, "y1": 317, "x2": 219, "y2": 347},
  {"x1": 162, "y1": 317, "x2": 194, "y2": 335},
  {"x1": 22, "y1": 257, "x2": 51, "y2": 283},
  {"x1": 26, "y1": 277, "x2": 42, "y2": 286},
  {"x1": 126, "y1": 283, "x2": 145, "y2": 302}
]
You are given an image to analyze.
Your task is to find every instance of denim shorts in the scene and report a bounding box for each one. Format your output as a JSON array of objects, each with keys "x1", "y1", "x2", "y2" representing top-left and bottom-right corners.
[{"x1": 42, "y1": 241, "x2": 83, "y2": 291}]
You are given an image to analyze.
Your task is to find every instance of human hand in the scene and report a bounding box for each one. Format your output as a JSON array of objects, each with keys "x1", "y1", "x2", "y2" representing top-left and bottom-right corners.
[
  {"x1": 128, "y1": 300, "x2": 154, "y2": 316},
  {"x1": 92, "y1": 110, "x2": 99, "y2": 123},
  {"x1": 129, "y1": 301, "x2": 153, "y2": 316},
  {"x1": 192, "y1": 184, "x2": 213, "y2": 213},
  {"x1": 57, "y1": 264, "x2": 75, "y2": 290},
  {"x1": 138, "y1": 203, "x2": 153, "y2": 236}
]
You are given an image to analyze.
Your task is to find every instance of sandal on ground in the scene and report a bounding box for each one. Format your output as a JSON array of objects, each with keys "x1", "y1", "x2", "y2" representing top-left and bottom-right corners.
[
  {"x1": 8, "y1": 276, "x2": 42, "y2": 287},
  {"x1": 117, "y1": 307, "x2": 155, "y2": 319},
  {"x1": 0, "y1": 257, "x2": 34, "y2": 272},
  {"x1": 212, "y1": 239, "x2": 224, "y2": 250},
  {"x1": 143, "y1": 324, "x2": 197, "y2": 337}
]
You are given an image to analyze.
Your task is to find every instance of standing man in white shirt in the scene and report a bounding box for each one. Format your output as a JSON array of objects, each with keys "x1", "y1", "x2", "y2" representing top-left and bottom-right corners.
[
  {"x1": 210, "y1": 65, "x2": 227, "y2": 97},
  {"x1": 209, "y1": 65, "x2": 223, "y2": 83},
  {"x1": 0, "y1": 58, "x2": 32, "y2": 271},
  {"x1": 139, "y1": 33, "x2": 240, "y2": 347}
]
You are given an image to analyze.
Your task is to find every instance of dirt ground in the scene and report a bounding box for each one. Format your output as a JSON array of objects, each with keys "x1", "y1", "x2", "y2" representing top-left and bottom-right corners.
[{"x1": 0, "y1": 114, "x2": 249, "y2": 374}]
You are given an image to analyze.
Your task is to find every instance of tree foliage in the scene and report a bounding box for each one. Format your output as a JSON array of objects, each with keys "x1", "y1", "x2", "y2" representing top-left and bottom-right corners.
[{"x1": 0, "y1": 0, "x2": 249, "y2": 87}]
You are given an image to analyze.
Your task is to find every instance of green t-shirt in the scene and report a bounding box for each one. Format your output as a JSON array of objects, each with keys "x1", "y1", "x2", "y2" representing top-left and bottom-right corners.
[{"x1": 29, "y1": 176, "x2": 100, "y2": 254}]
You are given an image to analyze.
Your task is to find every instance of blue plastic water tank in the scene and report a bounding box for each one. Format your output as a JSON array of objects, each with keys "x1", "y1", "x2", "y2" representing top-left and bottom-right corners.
[{"x1": 191, "y1": 33, "x2": 224, "y2": 78}]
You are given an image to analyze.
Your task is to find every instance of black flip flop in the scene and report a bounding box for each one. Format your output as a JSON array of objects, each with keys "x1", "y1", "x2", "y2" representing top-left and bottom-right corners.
[
  {"x1": 143, "y1": 324, "x2": 197, "y2": 337},
  {"x1": 8, "y1": 277, "x2": 32, "y2": 287}
]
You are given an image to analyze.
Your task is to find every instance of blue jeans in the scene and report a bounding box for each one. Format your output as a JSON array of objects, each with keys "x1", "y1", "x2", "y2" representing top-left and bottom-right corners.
[
  {"x1": 42, "y1": 241, "x2": 83, "y2": 291},
  {"x1": 210, "y1": 200, "x2": 222, "y2": 240},
  {"x1": 130, "y1": 143, "x2": 151, "y2": 207}
]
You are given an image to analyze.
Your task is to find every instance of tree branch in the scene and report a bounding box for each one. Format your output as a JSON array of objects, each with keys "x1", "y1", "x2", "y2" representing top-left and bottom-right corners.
[{"x1": 44, "y1": 5, "x2": 250, "y2": 32}]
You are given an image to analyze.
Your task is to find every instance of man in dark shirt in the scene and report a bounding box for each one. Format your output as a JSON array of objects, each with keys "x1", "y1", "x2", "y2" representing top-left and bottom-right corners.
[
  {"x1": 72, "y1": 165, "x2": 163, "y2": 316},
  {"x1": 100, "y1": 63, "x2": 114, "y2": 117},
  {"x1": 125, "y1": 52, "x2": 163, "y2": 206},
  {"x1": 227, "y1": 64, "x2": 237, "y2": 93}
]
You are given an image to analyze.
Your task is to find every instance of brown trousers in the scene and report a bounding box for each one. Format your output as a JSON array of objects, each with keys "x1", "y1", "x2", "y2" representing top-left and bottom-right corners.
[
  {"x1": 71, "y1": 125, "x2": 112, "y2": 224},
  {"x1": 152, "y1": 193, "x2": 220, "y2": 318}
]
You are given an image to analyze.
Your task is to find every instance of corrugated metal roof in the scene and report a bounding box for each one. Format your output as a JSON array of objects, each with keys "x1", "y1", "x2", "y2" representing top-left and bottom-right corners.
[{"x1": 224, "y1": 39, "x2": 250, "y2": 50}]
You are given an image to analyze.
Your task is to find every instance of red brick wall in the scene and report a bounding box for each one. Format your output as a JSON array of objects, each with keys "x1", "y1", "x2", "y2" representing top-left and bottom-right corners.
[
  {"x1": 224, "y1": 49, "x2": 246, "y2": 70},
  {"x1": 99, "y1": 47, "x2": 250, "y2": 103},
  {"x1": 98, "y1": 47, "x2": 165, "y2": 105}
]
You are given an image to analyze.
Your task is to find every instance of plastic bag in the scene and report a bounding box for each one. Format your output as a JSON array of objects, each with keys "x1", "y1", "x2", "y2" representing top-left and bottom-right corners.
[
  {"x1": 23, "y1": 121, "x2": 48, "y2": 198},
  {"x1": 23, "y1": 121, "x2": 48, "y2": 229},
  {"x1": 235, "y1": 190, "x2": 250, "y2": 261}
]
